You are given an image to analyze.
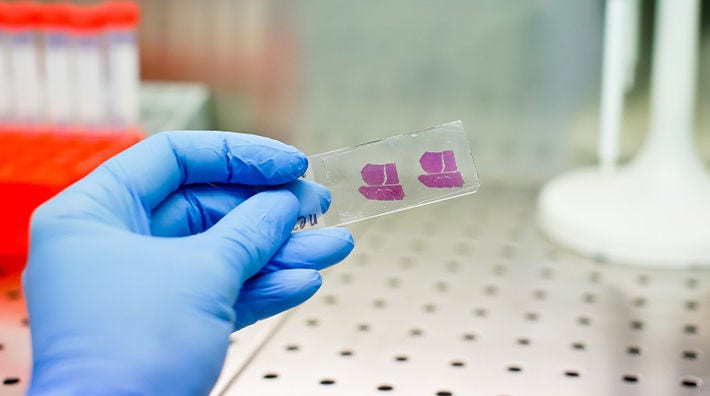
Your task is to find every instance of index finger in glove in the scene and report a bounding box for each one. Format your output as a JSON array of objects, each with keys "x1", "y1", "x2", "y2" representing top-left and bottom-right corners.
[{"x1": 90, "y1": 131, "x2": 308, "y2": 211}]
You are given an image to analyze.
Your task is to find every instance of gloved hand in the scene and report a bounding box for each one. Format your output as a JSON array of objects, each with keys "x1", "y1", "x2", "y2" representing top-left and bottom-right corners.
[{"x1": 24, "y1": 131, "x2": 354, "y2": 395}]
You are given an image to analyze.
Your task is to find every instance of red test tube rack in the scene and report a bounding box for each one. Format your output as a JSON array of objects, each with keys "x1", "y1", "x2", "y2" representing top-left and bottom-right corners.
[{"x1": 0, "y1": 128, "x2": 143, "y2": 275}]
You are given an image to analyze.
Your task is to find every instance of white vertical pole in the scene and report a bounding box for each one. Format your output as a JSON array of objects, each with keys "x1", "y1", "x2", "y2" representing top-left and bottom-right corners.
[
  {"x1": 598, "y1": 0, "x2": 628, "y2": 172},
  {"x1": 638, "y1": 0, "x2": 699, "y2": 162},
  {"x1": 623, "y1": 0, "x2": 640, "y2": 90}
]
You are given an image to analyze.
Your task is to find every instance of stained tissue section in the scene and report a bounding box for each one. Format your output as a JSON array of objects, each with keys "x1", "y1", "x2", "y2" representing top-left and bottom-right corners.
[
  {"x1": 417, "y1": 150, "x2": 464, "y2": 188},
  {"x1": 358, "y1": 163, "x2": 405, "y2": 201}
]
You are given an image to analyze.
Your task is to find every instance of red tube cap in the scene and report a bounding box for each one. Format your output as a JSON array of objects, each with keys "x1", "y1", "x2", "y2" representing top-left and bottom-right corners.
[
  {"x1": 102, "y1": 1, "x2": 140, "y2": 29},
  {"x1": 2, "y1": 2, "x2": 43, "y2": 29},
  {"x1": 40, "y1": 3, "x2": 73, "y2": 30},
  {"x1": 0, "y1": 4, "x2": 7, "y2": 25},
  {"x1": 69, "y1": 4, "x2": 108, "y2": 33}
]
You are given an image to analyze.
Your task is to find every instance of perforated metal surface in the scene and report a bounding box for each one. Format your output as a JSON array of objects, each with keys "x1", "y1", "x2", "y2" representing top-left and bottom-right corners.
[
  {"x1": 219, "y1": 186, "x2": 710, "y2": 396},
  {"x1": 0, "y1": 274, "x2": 30, "y2": 395}
]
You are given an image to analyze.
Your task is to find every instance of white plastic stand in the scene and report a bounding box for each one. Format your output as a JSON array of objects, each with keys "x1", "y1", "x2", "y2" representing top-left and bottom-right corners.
[{"x1": 537, "y1": 0, "x2": 710, "y2": 268}]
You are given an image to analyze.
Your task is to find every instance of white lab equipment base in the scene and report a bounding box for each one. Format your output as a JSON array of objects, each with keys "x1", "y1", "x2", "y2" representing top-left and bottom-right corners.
[
  {"x1": 538, "y1": 163, "x2": 710, "y2": 268},
  {"x1": 211, "y1": 187, "x2": 710, "y2": 396},
  {"x1": 538, "y1": 0, "x2": 710, "y2": 269}
]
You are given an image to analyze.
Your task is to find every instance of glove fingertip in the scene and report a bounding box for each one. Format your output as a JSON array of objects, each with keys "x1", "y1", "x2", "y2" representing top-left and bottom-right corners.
[
  {"x1": 326, "y1": 227, "x2": 355, "y2": 254},
  {"x1": 318, "y1": 186, "x2": 332, "y2": 213},
  {"x1": 290, "y1": 152, "x2": 309, "y2": 180},
  {"x1": 304, "y1": 269, "x2": 323, "y2": 289}
]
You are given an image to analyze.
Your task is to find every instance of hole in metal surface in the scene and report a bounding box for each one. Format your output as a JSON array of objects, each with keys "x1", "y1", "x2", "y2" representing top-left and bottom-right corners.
[
  {"x1": 507, "y1": 365, "x2": 523, "y2": 373},
  {"x1": 394, "y1": 355, "x2": 408, "y2": 362},
  {"x1": 685, "y1": 278, "x2": 699, "y2": 289},
  {"x1": 684, "y1": 324, "x2": 698, "y2": 334},
  {"x1": 582, "y1": 293, "x2": 596, "y2": 304},
  {"x1": 340, "y1": 273, "x2": 353, "y2": 284},
  {"x1": 622, "y1": 374, "x2": 639, "y2": 383},
  {"x1": 571, "y1": 342, "x2": 585, "y2": 351},
  {"x1": 532, "y1": 289, "x2": 547, "y2": 300},
  {"x1": 324, "y1": 295, "x2": 337, "y2": 305},
  {"x1": 320, "y1": 379, "x2": 336, "y2": 385},
  {"x1": 483, "y1": 285, "x2": 498, "y2": 296},
  {"x1": 285, "y1": 344, "x2": 299, "y2": 352},
  {"x1": 680, "y1": 377, "x2": 702, "y2": 388},
  {"x1": 525, "y1": 312, "x2": 539, "y2": 322},
  {"x1": 377, "y1": 384, "x2": 394, "y2": 391},
  {"x1": 339, "y1": 350, "x2": 354, "y2": 357},
  {"x1": 262, "y1": 373, "x2": 279, "y2": 380},
  {"x1": 423, "y1": 304, "x2": 437, "y2": 313},
  {"x1": 454, "y1": 241, "x2": 471, "y2": 255},
  {"x1": 357, "y1": 323, "x2": 370, "y2": 332},
  {"x1": 5, "y1": 289, "x2": 19, "y2": 301},
  {"x1": 412, "y1": 238, "x2": 426, "y2": 252},
  {"x1": 587, "y1": 271, "x2": 601, "y2": 283},
  {"x1": 636, "y1": 274, "x2": 649, "y2": 286},
  {"x1": 685, "y1": 300, "x2": 699, "y2": 311},
  {"x1": 682, "y1": 350, "x2": 699, "y2": 360},
  {"x1": 398, "y1": 256, "x2": 414, "y2": 269},
  {"x1": 632, "y1": 297, "x2": 646, "y2": 308},
  {"x1": 435, "y1": 281, "x2": 449, "y2": 292},
  {"x1": 20, "y1": 318, "x2": 28, "y2": 327},
  {"x1": 2, "y1": 377, "x2": 19, "y2": 385},
  {"x1": 540, "y1": 267, "x2": 554, "y2": 280},
  {"x1": 630, "y1": 320, "x2": 644, "y2": 330},
  {"x1": 517, "y1": 338, "x2": 531, "y2": 346},
  {"x1": 446, "y1": 260, "x2": 460, "y2": 273},
  {"x1": 373, "y1": 299, "x2": 387, "y2": 309},
  {"x1": 500, "y1": 244, "x2": 516, "y2": 259},
  {"x1": 627, "y1": 346, "x2": 642, "y2": 355},
  {"x1": 355, "y1": 253, "x2": 369, "y2": 266},
  {"x1": 577, "y1": 316, "x2": 592, "y2": 326},
  {"x1": 305, "y1": 318, "x2": 319, "y2": 327},
  {"x1": 436, "y1": 391, "x2": 453, "y2": 396},
  {"x1": 450, "y1": 360, "x2": 465, "y2": 367},
  {"x1": 462, "y1": 333, "x2": 476, "y2": 341},
  {"x1": 492, "y1": 264, "x2": 507, "y2": 276},
  {"x1": 410, "y1": 328, "x2": 424, "y2": 337},
  {"x1": 473, "y1": 308, "x2": 488, "y2": 317},
  {"x1": 564, "y1": 370, "x2": 581, "y2": 378}
]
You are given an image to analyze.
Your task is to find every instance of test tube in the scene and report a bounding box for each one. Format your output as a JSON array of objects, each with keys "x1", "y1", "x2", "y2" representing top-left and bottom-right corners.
[
  {"x1": 102, "y1": 1, "x2": 140, "y2": 128},
  {"x1": 0, "y1": 3, "x2": 11, "y2": 125},
  {"x1": 4, "y1": 2, "x2": 43, "y2": 126},
  {"x1": 41, "y1": 3, "x2": 75, "y2": 127},
  {"x1": 69, "y1": 4, "x2": 108, "y2": 128}
]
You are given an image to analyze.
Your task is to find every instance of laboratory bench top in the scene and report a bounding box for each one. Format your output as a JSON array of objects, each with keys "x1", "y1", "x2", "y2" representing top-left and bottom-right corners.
[
  {"x1": 1, "y1": 185, "x2": 709, "y2": 396},
  {"x1": 213, "y1": 185, "x2": 710, "y2": 396}
]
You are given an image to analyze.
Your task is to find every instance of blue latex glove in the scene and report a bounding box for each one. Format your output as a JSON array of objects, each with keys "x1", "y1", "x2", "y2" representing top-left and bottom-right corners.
[{"x1": 24, "y1": 131, "x2": 354, "y2": 395}]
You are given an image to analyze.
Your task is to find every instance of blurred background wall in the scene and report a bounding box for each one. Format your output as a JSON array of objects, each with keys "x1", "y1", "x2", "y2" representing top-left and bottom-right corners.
[{"x1": 37, "y1": 0, "x2": 710, "y2": 184}]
